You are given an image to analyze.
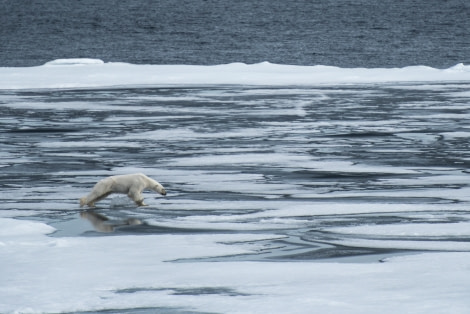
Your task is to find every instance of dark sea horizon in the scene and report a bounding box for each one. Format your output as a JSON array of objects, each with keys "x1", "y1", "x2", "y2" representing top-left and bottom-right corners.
[{"x1": 1, "y1": 0, "x2": 469, "y2": 68}]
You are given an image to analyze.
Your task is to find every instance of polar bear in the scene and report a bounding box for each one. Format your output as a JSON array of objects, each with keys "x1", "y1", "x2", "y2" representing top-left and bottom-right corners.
[{"x1": 80, "y1": 173, "x2": 166, "y2": 208}]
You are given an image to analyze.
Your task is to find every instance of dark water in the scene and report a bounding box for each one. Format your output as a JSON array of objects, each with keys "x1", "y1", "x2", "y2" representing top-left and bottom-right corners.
[
  {"x1": 1, "y1": 0, "x2": 469, "y2": 67},
  {"x1": 1, "y1": 84, "x2": 470, "y2": 261}
]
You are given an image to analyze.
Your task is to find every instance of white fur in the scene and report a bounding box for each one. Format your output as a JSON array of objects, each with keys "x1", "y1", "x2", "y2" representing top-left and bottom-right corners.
[{"x1": 80, "y1": 173, "x2": 166, "y2": 207}]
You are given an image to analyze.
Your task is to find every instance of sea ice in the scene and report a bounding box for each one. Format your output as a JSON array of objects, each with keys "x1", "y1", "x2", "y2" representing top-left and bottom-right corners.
[
  {"x1": 1, "y1": 59, "x2": 470, "y2": 90},
  {"x1": 1, "y1": 218, "x2": 469, "y2": 314},
  {"x1": 2, "y1": 59, "x2": 470, "y2": 313}
]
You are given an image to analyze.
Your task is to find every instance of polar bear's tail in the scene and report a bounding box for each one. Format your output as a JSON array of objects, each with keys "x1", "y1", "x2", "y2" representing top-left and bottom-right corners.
[{"x1": 80, "y1": 197, "x2": 87, "y2": 207}]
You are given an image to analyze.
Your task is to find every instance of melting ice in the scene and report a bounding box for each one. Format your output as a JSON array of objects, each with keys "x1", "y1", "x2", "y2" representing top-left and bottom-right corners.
[{"x1": 1, "y1": 60, "x2": 470, "y2": 313}]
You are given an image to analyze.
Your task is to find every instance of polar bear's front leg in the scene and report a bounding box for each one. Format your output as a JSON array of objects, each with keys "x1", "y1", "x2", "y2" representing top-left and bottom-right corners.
[
  {"x1": 135, "y1": 199, "x2": 147, "y2": 206},
  {"x1": 128, "y1": 189, "x2": 147, "y2": 206}
]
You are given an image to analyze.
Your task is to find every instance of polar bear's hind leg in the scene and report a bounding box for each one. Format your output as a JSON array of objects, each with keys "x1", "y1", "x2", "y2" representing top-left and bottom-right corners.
[
  {"x1": 94, "y1": 191, "x2": 113, "y2": 204},
  {"x1": 80, "y1": 191, "x2": 112, "y2": 208}
]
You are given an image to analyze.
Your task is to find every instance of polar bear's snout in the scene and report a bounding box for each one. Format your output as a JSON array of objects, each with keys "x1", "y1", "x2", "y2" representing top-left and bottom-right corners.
[{"x1": 159, "y1": 187, "x2": 167, "y2": 196}]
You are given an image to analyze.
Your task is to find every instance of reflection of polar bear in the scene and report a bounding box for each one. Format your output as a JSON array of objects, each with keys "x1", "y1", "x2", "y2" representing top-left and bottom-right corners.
[{"x1": 80, "y1": 173, "x2": 166, "y2": 208}]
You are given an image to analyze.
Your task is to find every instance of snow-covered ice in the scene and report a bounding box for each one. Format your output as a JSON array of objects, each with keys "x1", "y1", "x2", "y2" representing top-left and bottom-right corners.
[
  {"x1": 1, "y1": 218, "x2": 470, "y2": 314},
  {"x1": 0, "y1": 59, "x2": 469, "y2": 90}
]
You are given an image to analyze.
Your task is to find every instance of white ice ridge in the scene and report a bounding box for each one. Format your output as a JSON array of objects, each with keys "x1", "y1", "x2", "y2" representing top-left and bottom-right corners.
[{"x1": 1, "y1": 59, "x2": 470, "y2": 89}]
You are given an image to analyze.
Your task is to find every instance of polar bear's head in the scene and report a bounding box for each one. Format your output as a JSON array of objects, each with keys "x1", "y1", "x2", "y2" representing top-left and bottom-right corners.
[
  {"x1": 153, "y1": 183, "x2": 167, "y2": 196},
  {"x1": 140, "y1": 174, "x2": 167, "y2": 196}
]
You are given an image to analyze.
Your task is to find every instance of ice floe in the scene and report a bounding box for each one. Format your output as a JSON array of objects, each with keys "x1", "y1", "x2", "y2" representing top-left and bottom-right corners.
[{"x1": 1, "y1": 59, "x2": 470, "y2": 89}]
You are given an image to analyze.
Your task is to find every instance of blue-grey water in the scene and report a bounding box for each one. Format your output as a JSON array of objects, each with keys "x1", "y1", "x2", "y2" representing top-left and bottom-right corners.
[{"x1": 1, "y1": 0, "x2": 469, "y2": 67}]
